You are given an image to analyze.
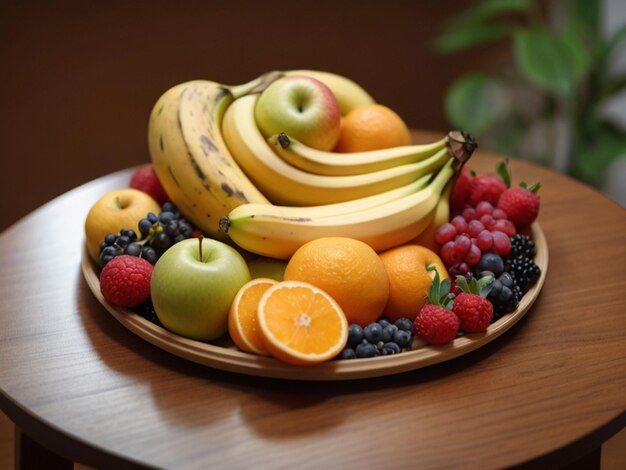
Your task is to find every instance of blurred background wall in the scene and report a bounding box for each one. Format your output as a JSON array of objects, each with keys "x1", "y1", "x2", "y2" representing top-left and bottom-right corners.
[
  {"x1": 0, "y1": 1, "x2": 623, "y2": 235},
  {"x1": 0, "y1": 0, "x2": 506, "y2": 233}
]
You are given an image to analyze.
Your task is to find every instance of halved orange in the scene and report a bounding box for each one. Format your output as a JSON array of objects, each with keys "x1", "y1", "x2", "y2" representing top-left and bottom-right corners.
[
  {"x1": 257, "y1": 281, "x2": 348, "y2": 366},
  {"x1": 228, "y1": 278, "x2": 277, "y2": 355}
]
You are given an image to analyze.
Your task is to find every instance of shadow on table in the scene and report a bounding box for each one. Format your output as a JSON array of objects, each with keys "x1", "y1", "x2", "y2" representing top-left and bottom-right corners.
[{"x1": 76, "y1": 265, "x2": 541, "y2": 439}]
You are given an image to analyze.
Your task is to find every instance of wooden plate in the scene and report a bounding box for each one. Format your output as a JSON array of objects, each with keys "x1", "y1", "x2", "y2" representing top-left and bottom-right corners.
[{"x1": 81, "y1": 223, "x2": 548, "y2": 381}]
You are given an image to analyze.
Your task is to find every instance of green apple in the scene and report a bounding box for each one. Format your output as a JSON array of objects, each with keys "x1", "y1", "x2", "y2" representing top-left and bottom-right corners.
[
  {"x1": 151, "y1": 238, "x2": 251, "y2": 341},
  {"x1": 254, "y1": 75, "x2": 341, "y2": 151}
]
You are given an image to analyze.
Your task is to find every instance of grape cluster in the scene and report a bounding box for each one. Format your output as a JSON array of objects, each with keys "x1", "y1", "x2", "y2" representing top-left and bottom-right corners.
[
  {"x1": 436, "y1": 201, "x2": 516, "y2": 269},
  {"x1": 98, "y1": 202, "x2": 197, "y2": 269},
  {"x1": 338, "y1": 318, "x2": 414, "y2": 359}
]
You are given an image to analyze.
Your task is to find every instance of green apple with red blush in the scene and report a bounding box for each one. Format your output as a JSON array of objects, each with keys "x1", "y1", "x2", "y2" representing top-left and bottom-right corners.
[{"x1": 254, "y1": 75, "x2": 342, "y2": 151}]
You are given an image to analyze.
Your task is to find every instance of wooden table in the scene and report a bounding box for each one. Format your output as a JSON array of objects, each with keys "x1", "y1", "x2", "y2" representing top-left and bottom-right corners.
[{"x1": 1, "y1": 148, "x2": 625, "y2": 469}]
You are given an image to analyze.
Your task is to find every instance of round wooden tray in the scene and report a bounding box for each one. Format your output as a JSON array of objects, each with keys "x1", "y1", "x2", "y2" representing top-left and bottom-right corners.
[{"x1": 81, "y1": 223, "x2": 548, "y2": 381}]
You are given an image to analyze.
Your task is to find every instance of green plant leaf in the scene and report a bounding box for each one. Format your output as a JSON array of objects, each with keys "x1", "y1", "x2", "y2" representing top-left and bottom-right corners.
[
  {"x1": 445, "y1": 0, "x2": 533, "y2": 29},
  {"x1": 565, "y1": 0, "x2": 600, "y2": 46},
  {"x1": 571, "y1": 123, "x2": 626, "y2": 186},
  {"x1": 433, "y1": 23, "x2": 509, "y2": 54},
  {"x1": 513, "y1": 28, "x2": 582, "y2": 95},
  {"x1": 445, "y1": 73, "x2": 512, "y2": 136},
  {"x1": 602, "y1": 74, "x2": 626, "y2": 98},
  {"x1": 561, "y1": 24, "x2": 592, "y2": 80}
]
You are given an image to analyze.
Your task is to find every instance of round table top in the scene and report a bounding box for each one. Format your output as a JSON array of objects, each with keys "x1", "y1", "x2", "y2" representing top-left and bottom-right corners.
[{"x1": 1, "y1": 145, "x2": 625, "y2": 469}]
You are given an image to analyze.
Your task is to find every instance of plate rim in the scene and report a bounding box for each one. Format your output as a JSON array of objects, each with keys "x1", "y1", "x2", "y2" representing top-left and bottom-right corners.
[{"x1": 81, "y1": 223, "x2": 548, "y2": 381}]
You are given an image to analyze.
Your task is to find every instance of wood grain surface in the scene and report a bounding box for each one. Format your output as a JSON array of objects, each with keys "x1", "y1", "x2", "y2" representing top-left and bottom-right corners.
[{"x1": 0, "y1": 137, "x2": 625, "y2": 469}]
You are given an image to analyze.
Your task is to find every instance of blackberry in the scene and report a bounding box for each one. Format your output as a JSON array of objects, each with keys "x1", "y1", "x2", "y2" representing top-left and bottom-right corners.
[
  {"x1": 509, "y1": 234, "x2": 536, "y2": 259},
  {"x1": 507, "y1": 257, "x2": 541, "y2": 293},
  {"x1": 134, "y1": 300, "x2": 162, "y2": 326}
]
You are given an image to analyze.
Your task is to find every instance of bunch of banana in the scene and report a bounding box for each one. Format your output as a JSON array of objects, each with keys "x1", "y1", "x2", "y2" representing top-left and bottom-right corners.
[
  {"x1": 221, "y1": 94, "x2": 452, "y2": 205},
  {"x1": 148, "y1": 68, "x2": 476, "y2": 257},
  {"x1": 147, "y1": 71, "x2": 283, "y2": 239},
  {"x1": 219, "y1": 159, "x2": 457, "y2": 259}
]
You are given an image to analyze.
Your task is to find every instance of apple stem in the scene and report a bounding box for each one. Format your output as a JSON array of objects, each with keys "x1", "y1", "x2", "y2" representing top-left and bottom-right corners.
[{"x1": 198, "y1": 235, "x2": 204, "y2": 261}]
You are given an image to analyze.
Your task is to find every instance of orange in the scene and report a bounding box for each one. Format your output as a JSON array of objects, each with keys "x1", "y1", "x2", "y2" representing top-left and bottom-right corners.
[
  {"x1": 257, "y1": 280, "x2": 348, "y2": 365},
  {"x1": 284, "y1": 237, "x2": 389, "y2": 326},
  {"x1": 379, "y1": 244, "x2": 448, "y2": 322},
  {"x1": 228, "y1": 278, "x2": 277, "y2": 355},
  {"x1": 334, "y1": 104, "x2": 412, "y2": 153}
]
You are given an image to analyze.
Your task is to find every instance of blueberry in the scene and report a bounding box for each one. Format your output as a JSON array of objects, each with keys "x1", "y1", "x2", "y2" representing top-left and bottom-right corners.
[
  {"x1": 179, "y1": 223, "x2": 194, "y2": 237},
  {"x1": 124, "y1": 243, "x2": 142, "y2": 257},
  {"x1": 381, "y1": 324, "x2": 398, "y2": 342},
  {"x1": 380, "y1": 342, "x2": 401, "y2": 355},
  {"x1": 120, "y1": 229, "x2": 137, "y2": 241},
  {"x1": 101, "y1": 245, "x2": 120, "y2": 257},
  {"x1": 141, "y1": 246, "x2": 158, "y2": 265},
  {"x1": 393, "y1": 329, "x2": 413, "y2": 349},
  {"x1": 339, "y1": 347, "x2": 356, "y2": 360},
  {"x1": 138, "y1": 218, "x2": 153, "y2": 237},
  {"x1": 162, "y1": 202, "x2": 177, "y2": 213},
  {"x1": 378, "y1": 318, "x2": 391, "y2": 328},
  {"x1": 347, "y1": 324, "x2": 364, "y2": 348},
  {"x1": 104, "y1": 233, "x2": 117, "y2": 245},
  {"x1": 499, "y1": 272, "x2": 514, "y2": 288},
  {"x1": 476, "y1": 252, "x2": 505, "y2": 276},
  {"x1": 498, "y1": 286, "x2": 512, "y2": 303},
  {"x1": 116, "y1": 235, "x2": 131, "y2": 248},
  {"x1": 363, "y1": 322, "x2": 383, "y2": 342},
  {"x1": 489, "y1": 280, "x2": 502, "y2": 299},
  {"x1": 158, "y1": 211, "x2": 176, "y2": 225},
  {"x1": 394, "y1": 318, "x2": 413, "y2": 331},
  {"x1": 152, "y1": 233, "x2": 171, "y2": 250},
  {"x1": 355, "y1": 341, "x2": 379, "y2": 358},
  {"x1": 165, "y1": 220, "x2": 180, "y2": 237}
]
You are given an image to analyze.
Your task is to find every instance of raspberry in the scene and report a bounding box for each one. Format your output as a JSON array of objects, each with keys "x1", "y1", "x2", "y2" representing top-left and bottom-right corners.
[
  {"x1": 467, "y1": 175, "x2": 507, "y2": 207},
  {"x1": 453, "y1": 293, "x2": 494, "y2": 332},
  {"x1": 414, "y1": 305, "x2": 459, "y2": 345},
  {"x1": 130, "y1": 164, "x2": 169, "y2": 205},
  {"x1": 100, "y1": 255, "x2": 153, "y2": 307},
  {"x1": 452, "y1": 275, "x2": 495, "y2": 332},
  {"x1": 451, "y1": 166, "x2": 473, "y2": 211},
  {"x1": 497, "y1": 185, "x2": 540, "y2": 229},
  {"x1": 413, "y1": 268, "x2": 458, "y2": 345}
]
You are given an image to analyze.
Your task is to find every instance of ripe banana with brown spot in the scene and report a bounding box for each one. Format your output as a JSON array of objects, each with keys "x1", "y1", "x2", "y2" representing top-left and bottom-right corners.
[
  {"x1": 268, "y1": 132, "x2": 448, "y2": 176},
  {"x1": 220, "y1": 159, "x2": 457, "y2": 259},
  {"x1": 147, "y1": 72, "x2": 280, "y2": 239},
  {"x1": 221, "y1": 94, "x2": 451, "y2": 205}
]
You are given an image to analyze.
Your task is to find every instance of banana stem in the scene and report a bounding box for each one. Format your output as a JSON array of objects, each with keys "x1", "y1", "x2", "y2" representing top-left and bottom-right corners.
[
  {"x1": 447, "y1": 130, "x2": 477, "y2": 170},
  {"x1": 228, "y1": 71, "x2": 283, "y2": 99}
]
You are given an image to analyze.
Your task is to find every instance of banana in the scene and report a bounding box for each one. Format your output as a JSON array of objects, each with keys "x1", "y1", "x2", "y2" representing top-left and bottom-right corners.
[
  {"x1": 223, "y1": 171, "x2": 434, "y2": 221},
  {"x1": 147, "y1": 72, "x2": 281, "y2": 238},
  {"x1": 221, "y1": 94, "x2": 452, "y2": 205},
  {"x1": 284, "y1": 69, "x2": 375, "y2": 115},
  {"x1": 411, "y1": 179, "x2": 452, "y2": 251},
  {"x1": 268, "y1": 132, "x2": 448, "y2": 176},
  {"x1": 220, "y1": 159, "x2": 457, "y2": 259}
]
